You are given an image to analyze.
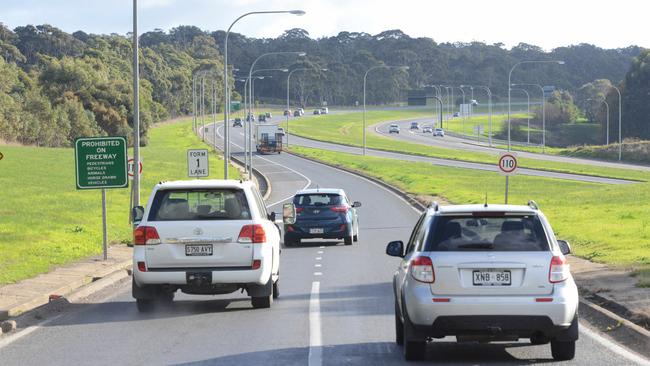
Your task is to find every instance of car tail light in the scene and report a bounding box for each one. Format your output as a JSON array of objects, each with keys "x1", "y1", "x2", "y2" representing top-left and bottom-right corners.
[
  {"x1": 238, "y1": 224, "x2": 266, "y2": 244},
  {"x1": 252, "y1": 259, "x2": 261, "y2": 270},
  {"x1": 137, "y1": 261, "x2": 147, "y2": 272},
  {"x1": 549, "y1": 256, "x2": 569, "y2": 283},
  {"x1": 133, "y1": 226, "x2": 161, "y2": 245},
  {"x1": 295, "y1": 207, "x2": 303, "y2": 213},
  {"x1": 330, "y1": 206, "x2": 349, "y2": 213},
  {"x1": 410, "y1": 256, "x2": 435, "y2": 283}
]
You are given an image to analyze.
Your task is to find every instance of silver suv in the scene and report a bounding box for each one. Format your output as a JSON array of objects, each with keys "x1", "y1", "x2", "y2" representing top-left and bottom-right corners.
[{"x1": 387, "y1": 201, "x2": 578, "y2": 361}]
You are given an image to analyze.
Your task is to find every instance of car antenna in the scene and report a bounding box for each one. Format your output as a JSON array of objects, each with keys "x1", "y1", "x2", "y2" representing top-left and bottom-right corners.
[{"x1": 484, "y1": 191, "x2": 488, "y2": 207}]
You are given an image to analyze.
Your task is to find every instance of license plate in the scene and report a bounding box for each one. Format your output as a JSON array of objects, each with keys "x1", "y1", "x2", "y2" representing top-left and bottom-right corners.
[
  {"x1": 473, "y1": 270, "x2": 511, "y2": 286},
  {"x1": 309, "y1": 228, "x2": 324, "y2": 234},
  {"x1": 185, "y1": 244, "x2": 213, "y2": 256}
]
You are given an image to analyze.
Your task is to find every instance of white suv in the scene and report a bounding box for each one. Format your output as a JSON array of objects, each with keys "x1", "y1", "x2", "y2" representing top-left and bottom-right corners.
[
  {"x1": 131, "y1": 180, "x2": 281, "y2": 311},
  {"x1": 387, "y1": 202, "x2": 578, "y2": 361}
]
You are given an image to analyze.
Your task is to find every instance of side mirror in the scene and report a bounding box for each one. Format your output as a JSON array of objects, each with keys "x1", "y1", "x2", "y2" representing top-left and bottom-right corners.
[
  {"x1": 132, "y1": 206, "x2": 144, "y2": 225},
  {"x1": 557, "y1": 240, "x2": 571, "y2": 255},
  {"x1": 352, "y1": 201, "x2": 362, "y2": 208},
  {"x1": 386, "y1": 240, "x2": 404, "y2": 258},
  {"x1": 283, "y1": 203, "x2": 296, "y2": 225},
  {"x1": 268, "y1": 212, "x2": 276, "y2": 222}
]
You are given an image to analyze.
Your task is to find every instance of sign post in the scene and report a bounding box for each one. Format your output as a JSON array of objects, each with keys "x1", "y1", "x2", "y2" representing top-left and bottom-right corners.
[
  {"x1": 188, "y1": 149, "x2": 209, "y2": 178},
  {"x1": 498, "y1": 152, "x2": 518, "y2": 204},
  {"x1": 75, "y1": 137, "x2": 128, "y2": 260}
]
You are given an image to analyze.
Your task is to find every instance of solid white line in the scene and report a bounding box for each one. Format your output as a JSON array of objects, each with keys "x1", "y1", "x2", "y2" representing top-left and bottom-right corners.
[
  {"x1": 580, "y1": 322, "x2": 650, "y2": 365},
  {"x1": 308, "y1": 281, "x2": 322, "y2": 366}
]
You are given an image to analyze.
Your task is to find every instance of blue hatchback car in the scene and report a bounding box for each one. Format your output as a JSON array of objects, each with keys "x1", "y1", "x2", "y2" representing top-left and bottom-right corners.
[{"x1": 284, "y1": 188, "x2": 361, "y2": 246}]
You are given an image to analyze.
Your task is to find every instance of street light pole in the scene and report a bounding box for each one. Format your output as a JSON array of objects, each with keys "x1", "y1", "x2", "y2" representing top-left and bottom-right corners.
[
  {"x1": 471, "y1": 85, "x2": 492, "y2": 147},
  {"x1": 363, "y1": 65, "x2": 409, "y2": 155},
  {"x1": 513, "y1": 83, "x2": 544, "y2": 150},
  {"x1": 132, "y1": 0, "x2": 140, "y2": 209},
  {"x1": 457, "y1": 86, "x2": 466, "y2": 135},
  {"x1": 587, "y1": 97, "x2": 610, "y2": 145},
  {"x1": 511, "y1": 88, "x2": 531, "y2": 144},
  {"x1": 223, "y1": 10, "x2": 305, "y2": 179},
  {"x1": 610, "y1": 85, "x2": 623, "y2": 160},
  {"x1": 508, "y1": 60, "x2": 564, "y2": 151}
]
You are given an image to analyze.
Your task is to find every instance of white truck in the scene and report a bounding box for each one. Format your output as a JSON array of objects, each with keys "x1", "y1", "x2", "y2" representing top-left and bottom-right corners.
[{"x1": 255, "y1": 124, "x2": 283, "y2": 154}]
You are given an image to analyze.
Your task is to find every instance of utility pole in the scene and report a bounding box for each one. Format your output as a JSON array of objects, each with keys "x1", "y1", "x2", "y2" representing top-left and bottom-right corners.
[{"x1": 132, "y1": 0, "x2": 140, "y2": 209}]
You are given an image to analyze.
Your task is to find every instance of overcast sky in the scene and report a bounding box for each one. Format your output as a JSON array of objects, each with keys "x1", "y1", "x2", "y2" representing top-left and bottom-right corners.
[{"x1": 2, "y1": 0, "x2": 648, "y2": 50}]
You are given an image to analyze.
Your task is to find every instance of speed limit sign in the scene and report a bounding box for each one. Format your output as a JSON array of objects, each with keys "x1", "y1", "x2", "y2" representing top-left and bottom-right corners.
[{"x1": 498, "y1": 153, "x2": 518, "y2": 176}]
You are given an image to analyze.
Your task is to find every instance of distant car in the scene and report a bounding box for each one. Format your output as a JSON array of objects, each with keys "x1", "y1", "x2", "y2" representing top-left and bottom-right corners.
[
  {"x1": 422, "y1": 125, "x2": 433, "y2": 133},
  {"x1": 277, "y1": 127, "x2": 285, "y2": 136},
  {"x1": 265, "y1": 112, "x2": 272, "y2": 119},
  {"x1": 320, "y1": 107, "x2": 329, "y2": 114},
  {"x1": 258, "y1": 114, "x2": 267, "y2": 122},
  {"x1": 284, "y1": 188, "x2": 361, "y2": 247},
  {"x1": 410, "y1": 122, "x2": 420, "y2": 130},
  {"x1": 434, "y1": 128, "x2": 445, "y2": 137},
  {"x1": 284, "y1": 110, "x2": 291, "y2": 116},
  {"x1": 387, "y1": 202, "x2": 578, "y2": 361},
  {"x1": 132, "y1": 180, "x2": 281, "y2": 311},
  {"x1": 233, "y1": 118, "x2": 243, "y2": 127},
  {"x1": 453, "y1": 112, "x2": 460, "y2": 118},
  {"x1": 470, "y1": 99, "x2": 479, "y2": 106},
  {"x1": 298, "y1": 108, "x2": 305, "y2": 115},
  {"x1": 246, "y1": 114, "x2": 255, "y2": 122},
  {"x1": 293, "y1": 110, "x2": 301, "y2": 117},
  {"x1": 313, "y1": 109, "x2": 321, "y2": 115},
  {"x1": 389, "y1": 124, "x2": 400, "y2": 134}
]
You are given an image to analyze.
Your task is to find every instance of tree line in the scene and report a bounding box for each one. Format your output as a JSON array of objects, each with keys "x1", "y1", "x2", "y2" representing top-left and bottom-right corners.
[{"x1": 0, "y1": 23, "x2": 645, "y2": 147}]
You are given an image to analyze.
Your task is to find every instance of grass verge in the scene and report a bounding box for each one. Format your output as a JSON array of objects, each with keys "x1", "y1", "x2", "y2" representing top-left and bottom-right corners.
[{"x1": 0, "y1": 118, "x2": 236, "y2": 284}]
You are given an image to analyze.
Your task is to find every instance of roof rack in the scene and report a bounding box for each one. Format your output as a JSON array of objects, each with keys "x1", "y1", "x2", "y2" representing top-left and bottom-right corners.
[
  {"x1": 429, "y1": 201, "x2": 439, "y2": 212},
  {"x1": 528, "y1": 200, "x2": 539, "y2": 210}
]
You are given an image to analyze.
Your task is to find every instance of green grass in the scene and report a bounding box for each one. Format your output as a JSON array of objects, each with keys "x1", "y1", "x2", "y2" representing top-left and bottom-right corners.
[
  {"x1": 442, "y1": 114, "x2": 523, "y2": 137},
  {"x1": 288, "y1": 110, "x2": 650, "y2": 182},
  {"x1": 290, "y1": 146, "x2": 650, "y2": 270},
  {"x1": 0, "y1": 119, "x2": 237, "y2": 284}
]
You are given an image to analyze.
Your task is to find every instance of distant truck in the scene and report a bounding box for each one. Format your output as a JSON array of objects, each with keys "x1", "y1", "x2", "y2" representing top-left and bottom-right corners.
[{"x1": 255, "y1": 124, "x2": 284, "y2": 154}]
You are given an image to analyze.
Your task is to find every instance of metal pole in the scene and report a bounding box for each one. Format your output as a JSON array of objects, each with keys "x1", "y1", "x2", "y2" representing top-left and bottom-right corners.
[
  {"x1": 524, "y1": 90, "x2": 530, "y2": 145},
  {"x1": 101, "y1": 188, "x2": 108, "y2": 260},
  {"x1": 542, "y1": 91, "x2": 546, "y2": 153},
  {"x1": 470, "y1": 87, "x2": 474, "y2": 118},
  {"x1": 459, "y1": 87, "x2": 466, "y2": 135},
  {"x1": 132, "y1": 0, "x2": 140, "y2": 208},
  {"x1": 201, "y1": 76, "x2": 205, "y2": 142},
  {"x1": 212, "y1": 79, "x2": 217, "y2": 151},
  {"x1": 192, "y1": 76, "x2": 196, "y2": 133},
  {"x1": 505, "y1": 176, "x2": 509, "y2": 204},
  {"x1": 612, "y1": 86, "x2": 622, "y2": 160},
  {"x1": 363, "y1": 70, "x2": 368, "y2": 155},
  {"x1": 605, "y1": 100, "x2": 610, "y2": 145}
]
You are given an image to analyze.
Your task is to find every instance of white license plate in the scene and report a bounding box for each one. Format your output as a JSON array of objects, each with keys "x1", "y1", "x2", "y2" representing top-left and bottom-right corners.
[
  {"x1": 309, "y1": 228, "x2": 324, "y2": 234},
  {"x1": 473, "y1": 270, "x2": 511, "y2": 286},
  {"x1": 185, "y1": 244, "x2": 213, "y2": 256}
]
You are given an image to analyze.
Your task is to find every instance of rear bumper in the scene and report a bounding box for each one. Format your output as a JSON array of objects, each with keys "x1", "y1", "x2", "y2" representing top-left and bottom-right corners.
[{"x1": 284, "y1": 223, "x2": 351, "y2": 240}]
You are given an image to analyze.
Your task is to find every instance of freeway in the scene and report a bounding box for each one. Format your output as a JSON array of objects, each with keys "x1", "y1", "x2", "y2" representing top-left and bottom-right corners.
[
  {"x1": 0, "y1": 120, "x2": 648, "y2": 365},
  {"x1": 373, "y1": 116, "x2": 650, "y2": 172}
]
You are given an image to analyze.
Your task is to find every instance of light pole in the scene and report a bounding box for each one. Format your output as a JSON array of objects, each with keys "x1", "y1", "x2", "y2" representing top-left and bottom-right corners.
[
  {"x1": 363, "y1": 65, "x2": 409, "y2": 155},
  {"x1": 610, "y1": 85, "x2": 623, "y2": 160},
  {"x1": 441, "y1": 86, "x2": 451, "y2": 127},
  {"x1": 510, "y1": 88, "x2": 531, "y2": 144},
  {"x1": 457, "y1": 86, "x2": 466, "y2": 135},
  {"x1": 240, "y1": 76, "x2": 264, "y2": 175},
  {"x1": 512, "y1": 83, "x2": 545, "y2": 150},
  {"x1": 508, "y1": 60, "x2": 564, "y2": 151},
  {"x1": 287, "y1": 67, "x2": 327, "y2": 148},
  {"x1": 431, "y1": 96, "x2": 443, "y2": 132},
  {"x1": 132, "y1": 0, "x2": 141, "y2": 211},
  {"x1": 461, "y1": 85, "x2": 493, "y2": 144},
  {"x1": 587, "y1": 97, "x2": 610, "y2": 145},
  {"x1": 223, "y1": 10, "x2": 305, "y2": 179}
]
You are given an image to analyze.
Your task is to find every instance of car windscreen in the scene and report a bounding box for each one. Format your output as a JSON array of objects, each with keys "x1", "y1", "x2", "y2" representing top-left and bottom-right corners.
[
  {"x1": 424, "y1": 215, "x2": 549, "y2": 251},
  {"x1": 293, "y1": 194, "x2": 342, "y2": 207},
  {"x1": 148, "y1": 189, "x2": 251, "y2": 221}
]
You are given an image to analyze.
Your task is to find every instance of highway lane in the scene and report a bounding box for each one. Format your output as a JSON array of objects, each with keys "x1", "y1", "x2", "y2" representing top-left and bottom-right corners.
[
  {"x1": 0, "y1": 120, "x2": 647, "y2": 365},
  {"x1": 373, "y1": 117, "x2": 650, "y2": 172}
]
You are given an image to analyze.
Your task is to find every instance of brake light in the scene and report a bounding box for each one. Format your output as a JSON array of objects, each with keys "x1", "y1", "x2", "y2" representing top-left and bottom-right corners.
[
  {"x1": 137, "y1": 261, "x2": 147, "y2": 272},
  {"x1": 252, "y1": 259, "x2": 261, "y2": 269},
  {"x1": 295, "y1": 207, "x2": 303, "y2": 213},
  {"x1": 549, "y1": 256, "x2": 569, "y2": 283},
  {"x1": 133, "y1": 226, "x2": 161, "y2": 245},
  {"x1": 410, "y1": 256, "x2": 435, "y2": 283},
  {"x1": 238, "y1": 224, "x2": 266, "y2": 244},
  {"x1": 330, "y1": 206, "x2": 349, "y2": 213}
]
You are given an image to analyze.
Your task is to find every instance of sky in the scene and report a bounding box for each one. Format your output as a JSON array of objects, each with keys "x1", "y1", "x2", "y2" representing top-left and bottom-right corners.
[{"x1": 1, "y1": 0, "x2": 648, "y2": 50}]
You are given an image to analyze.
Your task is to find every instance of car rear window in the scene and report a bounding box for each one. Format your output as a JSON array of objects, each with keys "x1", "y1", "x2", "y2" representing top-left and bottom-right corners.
[
  {"x1": 293, "y1": 194, "x2": 342, "y2": 207},
  {"x1": 148, "y1": 189, "x2": 251, "y2": 221},
  {"x1": 424, "y1": 215, "x2": 549, "y2": 251}
]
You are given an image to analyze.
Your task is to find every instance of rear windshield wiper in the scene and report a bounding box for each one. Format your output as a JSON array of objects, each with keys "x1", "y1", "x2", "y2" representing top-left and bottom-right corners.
[{"x1": 457, "y1": 243, "x2": 494, "y2": 249}]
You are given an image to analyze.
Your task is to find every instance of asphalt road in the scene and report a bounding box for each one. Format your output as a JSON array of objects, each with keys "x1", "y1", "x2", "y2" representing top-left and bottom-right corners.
[
  {"x1": 0, "y1": 121, "x2": 647, "y2": 365},
  {"x1": 373, "y1": 117, "x2": 650, "y2": 173}
]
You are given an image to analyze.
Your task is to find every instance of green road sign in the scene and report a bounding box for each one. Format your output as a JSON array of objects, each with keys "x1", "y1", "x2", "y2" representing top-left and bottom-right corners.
[{"x1": 75, "y1": 137, "x2": 128, "y2": 189}]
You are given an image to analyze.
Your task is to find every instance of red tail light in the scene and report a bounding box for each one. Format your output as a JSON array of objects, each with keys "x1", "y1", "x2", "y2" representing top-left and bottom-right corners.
[
  {"x1": 330, "y1": 206, "x2": 349, "y2": 213},
  {"x1": 133, "y1": 226, "x2": 161, "y2": 245},
  {"x1": 549, "y1": 256, "x2": 569, "y2": 283},
  {"x1": 295, "y1": 207, "x2": 303, "y2": 213},
  {"x1": 410, "y1": 256, "x2": 435, "y2": 283},
  {"x1": 238, "y1": 224, "x2": 266, "y2": 244},
  {"x1": 137, "y1": 261, "x2": 147, "y2": 272},
  {"x1": 252, "y1": 259, "x2": 261, "y2": 269}
]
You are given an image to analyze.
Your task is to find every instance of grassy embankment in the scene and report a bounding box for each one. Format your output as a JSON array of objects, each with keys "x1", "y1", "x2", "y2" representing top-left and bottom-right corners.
[
  {"x1": 0, "y1": 118, "x2": 236, "y2": 284},
  {"x1": 289, "y1": 110, "x2": 649, "y2": 181},
  {"x1": 290, "y1": 145, "x2": 650, "y2": 285}
]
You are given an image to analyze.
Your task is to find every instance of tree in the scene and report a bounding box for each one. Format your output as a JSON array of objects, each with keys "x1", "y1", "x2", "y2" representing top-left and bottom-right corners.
[{"x1": 616, "y1": 49, "x2": 650, "y2": 140}]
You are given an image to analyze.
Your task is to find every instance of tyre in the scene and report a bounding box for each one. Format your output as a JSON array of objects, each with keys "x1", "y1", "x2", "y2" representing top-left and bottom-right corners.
[
  {"x1": 395, "y1": 301, "x2": 404, "y2": 346},
  {"x1": 157, "y1": 289, "x2": 175, "y2": 304},
  {"x1": 251, "y1": 293, "x2": 273, "y2": 309},
  {"x1": 136, "y1": 299, "x2": 154, "y2": 313},
  {"x1": 344, "y1": 235, "x2": 353, "y2": 246},
  {"x1": 403, "y1": 327, "x2": 426, "y2": 361},
  {"x1": 551, "y1": 340, "x2": 575, "y2": 361},
  {"x1": 353, "y1": 234, "x2": 358, "y2": 242},
  {"x1": 273, "y1": 280, "x2": 280, "y2": 299}
]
